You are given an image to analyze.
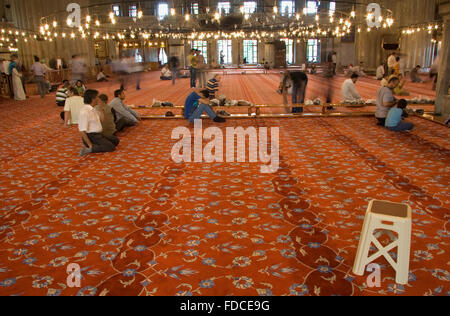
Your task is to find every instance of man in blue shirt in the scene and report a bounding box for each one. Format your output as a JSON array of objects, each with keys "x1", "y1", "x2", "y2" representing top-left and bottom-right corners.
[
  {"x1": 385, "y1": 99, "x2": 413, "y2": 131},
  {"x1": 185, "y1": 89, "x2": 225, "y2": 124}
]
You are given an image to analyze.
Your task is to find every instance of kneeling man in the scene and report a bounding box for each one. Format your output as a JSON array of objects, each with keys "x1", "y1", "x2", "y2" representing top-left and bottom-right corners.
[{"x1": 79, "y1": 90, "x2": 120, "y2": 156}]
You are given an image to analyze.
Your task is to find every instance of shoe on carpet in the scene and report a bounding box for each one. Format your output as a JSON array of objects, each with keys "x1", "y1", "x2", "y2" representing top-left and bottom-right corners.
[
  {"x1": 79, "y1": 147, "x2": 92, "y2": 157},
  {"x1": 213, "y1": 116, "x2": 226, "y2": 123},
  {"x1": 165, "y1": 111, "x2": 175, "y2": 117},
  {"x1": 217, "y1": 110, "x2": 231, "y2": 117}
]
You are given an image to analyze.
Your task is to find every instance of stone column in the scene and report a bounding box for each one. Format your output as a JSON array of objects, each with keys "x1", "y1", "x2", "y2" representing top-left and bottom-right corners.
[
  {"x1": 295, "y1": 41, "x2": 306, "y2": 65},
  {"x1": 435, "y1": 2, "x2": 450, "y2": 116}
]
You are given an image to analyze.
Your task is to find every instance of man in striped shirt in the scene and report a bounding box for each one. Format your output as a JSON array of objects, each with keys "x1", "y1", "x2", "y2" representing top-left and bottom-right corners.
[
  {"x1": 56, "y1": 80, "x2": 71, "y2": 107},
  {"x1": 206, "y1": 74, "x2": 221, "y2": 99}
]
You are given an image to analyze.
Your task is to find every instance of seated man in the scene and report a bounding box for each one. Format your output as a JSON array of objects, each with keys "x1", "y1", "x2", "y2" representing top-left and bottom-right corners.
[
  {"x1": 109, "y1": 89, "x2": 140, "y2": 132},
  {"x1": 385, "y1": 99, "x2": 414, "y2": 131},
  {"x1": 393, "y1": 74, "x2": 410, "y2": 96},
  {"x1": 160, "y1": 65, "x2": 172, "y2": 80},
  {"x1": 96, "y1": 94, "x2": 117, "y2": 137},
  {"x1": 381, "y1": 73, "x2": 389, "y2": 87},
  {"x1": 376, "y1": 64, "x2": 386, "y2": 80},
  {"x1": 79, "y1": 90, "x2": 120, "y2": 156},
  {"x1": 206, "y1": 74, "x2": 221, "y2": 99},
  {"x1": 184, "y1": 89, "x2": 226, "y2": 124},
  {"x1": 62, "y1": 87, "x2": 84, "y2": 125},
  {"x1": 376, "y1": 76, "x2": 400, "y2": 126},
  {"x1": 75, "y1": 80, "x2": 87, "y2": 96},
  {"x1": 97, "y1": 69, "x2": 108, "y2": 82},
  {"x1": 410, "y1": 65, "x2": 422, "y2": 83},
  {"x1": 56, "y1": 80, "x2": 71, "y2": 107},
  {"x1": 341, "y1": 74, "x2": 363, "y2": 103},
  {"x1": 346, "y1": 64, "x2": 356, "y2": 77}
]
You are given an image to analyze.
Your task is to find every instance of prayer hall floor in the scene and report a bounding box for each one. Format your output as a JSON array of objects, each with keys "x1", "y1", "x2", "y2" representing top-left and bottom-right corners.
[{"x1": 0, "y1": 74, "x2": 448, "y2": 296}]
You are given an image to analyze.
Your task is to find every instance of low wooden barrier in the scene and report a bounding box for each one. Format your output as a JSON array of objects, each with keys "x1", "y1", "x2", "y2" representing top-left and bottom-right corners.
[{"x1": 132, "y1": 103, "x2": 435, "y2": 120}]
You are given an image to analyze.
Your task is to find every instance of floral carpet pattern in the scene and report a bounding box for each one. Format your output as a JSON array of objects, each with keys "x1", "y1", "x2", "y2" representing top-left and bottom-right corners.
[{"x1": 0, "y1": 76, "x2": 448, "y2": 296}]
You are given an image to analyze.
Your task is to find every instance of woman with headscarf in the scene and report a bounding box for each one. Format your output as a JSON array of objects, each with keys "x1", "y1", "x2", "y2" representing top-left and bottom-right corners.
[{"x1": 9, "y1": 54, "x2": 26, "y2": 101}]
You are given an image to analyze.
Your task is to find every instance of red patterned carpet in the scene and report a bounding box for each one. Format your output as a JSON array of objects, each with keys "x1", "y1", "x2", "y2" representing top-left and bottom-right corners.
[{"x1": 0, "y1": 74, "x2": 448, "y2": 296}]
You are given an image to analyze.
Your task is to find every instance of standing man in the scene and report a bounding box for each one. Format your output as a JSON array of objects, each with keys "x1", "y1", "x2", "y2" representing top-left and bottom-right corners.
[
  {"x1": 69, "y1": 55, "x2": 87, "y2": 84},
  {"x1": 375, "y1": 76, "x2": 400, "y2": 126},
  {"x1": 168, "y1": 55, "x2": 180, "y2": 85},
  {"x1": 109, "y1": 89, "x2": 140, "y2": 132},
  {"x1": 197, "y1": 50, "x2": 207, "y2": 88},
  {"x1": 290, "y1": 71, "x2": 308, "y2": 113},
  {"x1": 331, "y1": 51, "x2": 338, "y2": 75},
  {"x1": 220, "y1": 51, "x2": 225, "y2": 65},
  {"x1": 189, "y1": 49, "x2": 198, "y2": 88},
  {"x1": 31, "y1": 56, "x2": 47, "y2": 98},
  {"x1": 78, "y1": 90, "x2": 120, "y2": 156}
]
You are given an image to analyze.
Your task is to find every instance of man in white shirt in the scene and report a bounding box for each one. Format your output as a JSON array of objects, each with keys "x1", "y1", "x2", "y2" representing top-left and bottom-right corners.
[
  {"x1": 376, "y1": 76, "x2": 400, "y2": 126},
  {"x1": 331, "y1": 51, "x2": 337, "y2": 75},
  {"x1": 376, "y1": 64, "x2": 385, "y2": 80},
  {"x1": 78, "y1": 90, "x2": 120, "y2": 156},
  {"x1": 341, "y1": 74, "x2": 363, "y2": 103},
  {"x1": 62, "y1": 87, "x2": 85, "y2": 126},
  {"x1": 30, "y1": 56, "x2": 47, "y2": 98},
  {"x1": 96, "y1": 70, "x2": 108, "y2": 82},
  {"x1": 387, "y1": 53, "x2": 397, "y2": 75}
]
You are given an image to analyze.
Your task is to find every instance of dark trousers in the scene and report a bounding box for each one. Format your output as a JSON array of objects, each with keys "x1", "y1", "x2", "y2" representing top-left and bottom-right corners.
[
  {"x1": 190, "y1": 67, "x2": 197, "y2": 88},
  {"x1": 84, "y1": 133, "x2": 119, "y2": 153},
  {"x1": 35, "y1": 76, "x2": 47, "y2": 98},
  {"x1": 292, "y1": 79, "x2": 308, "y2": 113},
  {"x1": 60, "y1": 112, "x2": 65, "y2": 121},
  {"x1": 387, "y1": 121, "x2": 414, "y2": 132},
  {"x1": 376, "y1": 117, "x2": 386, "y2": 126},
  {"x1": 115, "y1": 117, "x2": 136, "y2": 132},
  {"x1": 171, "y1": 68, "x2": 178, "y2": 85}
]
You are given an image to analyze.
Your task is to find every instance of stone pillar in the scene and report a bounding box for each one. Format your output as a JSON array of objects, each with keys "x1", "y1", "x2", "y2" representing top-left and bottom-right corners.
[
  {"x1": 295, "y1": 41, "x2": 306, "y2": 65},
  {"x1": 435, "y1": 2, "x2": 450, "y2": 116}
]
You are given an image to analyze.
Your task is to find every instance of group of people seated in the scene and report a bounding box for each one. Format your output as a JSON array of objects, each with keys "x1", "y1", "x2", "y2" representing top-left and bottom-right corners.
[
  {"x1": 376, "y1": 76, "x2": 414, "y2": 132},
  {"x1": 346, "y1": 63, "x2": 367, "y2": 77},
  {"x1": 56, "y1": 80, "x2": 140, "y2": 156},
  {"x1": 56, "y1": 80, "x2": 87, "y2": 107},
  {"x1": 160, "y1": 64, "x2": 190, "y2": 81}
]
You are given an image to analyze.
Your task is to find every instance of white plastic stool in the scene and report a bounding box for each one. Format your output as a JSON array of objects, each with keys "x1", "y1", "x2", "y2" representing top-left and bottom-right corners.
[{"x1": 353, "y1": 200, "x2": 412, "y2": 285}]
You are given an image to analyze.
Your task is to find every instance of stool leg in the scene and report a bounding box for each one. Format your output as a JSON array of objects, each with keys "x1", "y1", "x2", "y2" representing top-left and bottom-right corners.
[
  {"x1": 353, "y1": 216, "x2": 373, "y2": 276},
  {"x1": 396, "y1": 221, "x2": 412, "y2": 284}
]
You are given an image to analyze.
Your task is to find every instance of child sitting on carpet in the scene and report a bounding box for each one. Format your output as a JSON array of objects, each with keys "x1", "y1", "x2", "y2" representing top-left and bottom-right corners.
[{"x1": 385, "y1": 99, "x2": 414, "y2": 132}]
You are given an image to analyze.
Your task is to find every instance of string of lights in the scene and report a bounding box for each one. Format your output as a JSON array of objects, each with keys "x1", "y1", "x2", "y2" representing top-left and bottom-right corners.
[{"x1": 0, "y1": 3, "x2": 443, "y2": 52}]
